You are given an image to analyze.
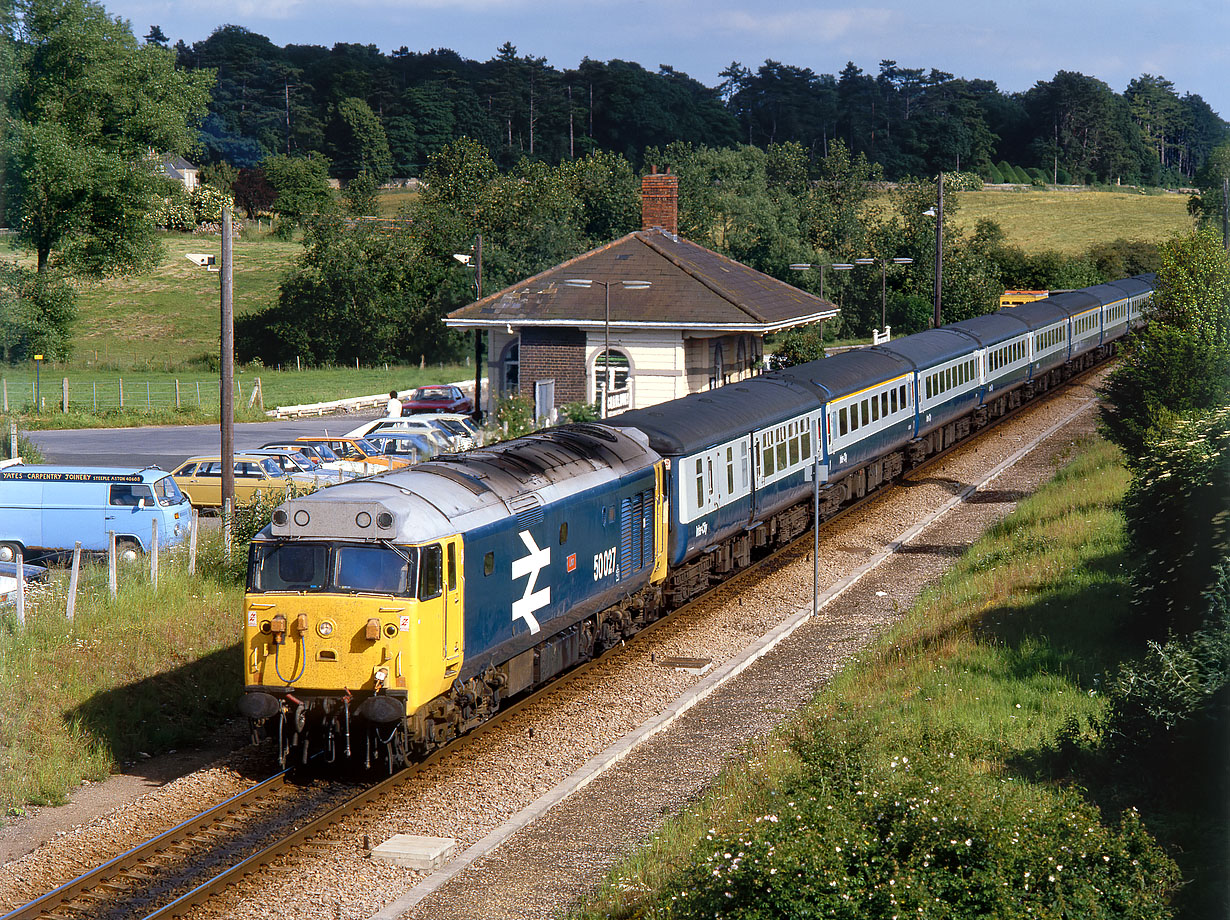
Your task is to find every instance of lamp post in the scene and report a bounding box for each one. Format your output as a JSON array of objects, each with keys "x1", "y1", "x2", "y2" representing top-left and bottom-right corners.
[
  {"x1": 453, "y1": 234, "x2": 484, "y2": 420},
  {"x1": 565, "y1": 278, "x2": 651, "y2": 418},
  {"x1": 788, "y1": 261, "x2": 854, "y2": 303},
  {"x1": 185, "y1": 206, "x2": 233, "y2": 540},
  {"x1": 854, "y1": 256, "x2": 913, "y2": 334},
  {"x1": 33, "y1": 354, "x2": 42, "y2": 412},
  {"x1": 925, "y1": 173, "x2": 944, "y2": 327},
  {"x1": 789, "y1": 262, "x2": 852, "y2": 356}
]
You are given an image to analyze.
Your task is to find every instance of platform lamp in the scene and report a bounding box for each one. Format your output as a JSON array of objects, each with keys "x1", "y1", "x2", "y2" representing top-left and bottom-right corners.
[
  {"x1": 564, "y1": 278, "x2": 651, "y2": 419},
  {"x1": 854, "y1": 256, "x2": 913, "y2": 333},
  {"x1": 453, "y1": 233, "x2": 483, "y2": 421},
  {"x1": 925, "y1": 173, "x2": 944, "y2": 327},
  {"x1": 789, "y1": 262, "x2": 852, "y2": 359}
]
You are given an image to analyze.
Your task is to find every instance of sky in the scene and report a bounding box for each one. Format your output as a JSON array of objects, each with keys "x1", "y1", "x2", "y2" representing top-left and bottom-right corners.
[{"x1": 103, "y1": 0, "x2": 1230, "y2": 121}]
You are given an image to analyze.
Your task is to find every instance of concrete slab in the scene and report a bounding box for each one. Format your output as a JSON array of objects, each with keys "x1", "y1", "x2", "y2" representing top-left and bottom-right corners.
[{"x1": 370, "y1": 835, "x2": 457, "y2": 871}]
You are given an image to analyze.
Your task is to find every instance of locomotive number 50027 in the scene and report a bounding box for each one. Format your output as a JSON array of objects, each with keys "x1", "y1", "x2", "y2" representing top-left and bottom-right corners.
[{"x1": 593, "y1": 547, "x2": 617, "y2": 580}]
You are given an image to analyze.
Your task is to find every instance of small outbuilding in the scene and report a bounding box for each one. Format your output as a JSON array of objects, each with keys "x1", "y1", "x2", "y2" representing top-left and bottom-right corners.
[{"x1": 446, "y1": 171, "x2": 839, "y2": 420}]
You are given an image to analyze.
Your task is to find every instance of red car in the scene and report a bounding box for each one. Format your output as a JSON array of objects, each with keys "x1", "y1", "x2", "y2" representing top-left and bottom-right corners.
[{"x1": 401, "y1": 385, "x2": 473, "y2": 415}]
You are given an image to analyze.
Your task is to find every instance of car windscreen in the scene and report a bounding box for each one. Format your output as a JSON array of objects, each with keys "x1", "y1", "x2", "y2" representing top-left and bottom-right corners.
[
  {"x1": 248, "y1": 541, "x2": 417, "y2": 596},
  {"x1": 153, "y1": 476, "x2": 185, "y2": 506}
]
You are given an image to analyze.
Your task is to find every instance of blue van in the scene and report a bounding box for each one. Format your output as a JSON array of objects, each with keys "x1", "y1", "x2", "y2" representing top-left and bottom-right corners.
[{"x1": 0, "y1": 464, "x2": 192, "y2": 562}]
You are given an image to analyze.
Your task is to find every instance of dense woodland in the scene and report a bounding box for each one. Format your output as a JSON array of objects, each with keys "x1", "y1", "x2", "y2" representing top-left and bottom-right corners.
[{"x1": 164, "y1": 25, "x2": 1230, "y2": 186}]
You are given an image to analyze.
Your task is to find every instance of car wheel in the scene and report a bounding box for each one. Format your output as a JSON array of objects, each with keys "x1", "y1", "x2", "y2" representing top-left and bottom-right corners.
[
  {"x1": 0, "y1": 541, "x2": 23, "y2": 563},
  {"x1": 116, "y1": 537, "x2": 141, "y2": 563}
]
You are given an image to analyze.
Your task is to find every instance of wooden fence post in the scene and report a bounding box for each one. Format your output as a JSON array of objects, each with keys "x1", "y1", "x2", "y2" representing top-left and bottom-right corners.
[
  {"x1": 108, "y1": 531, "x2": 117, "y2": 599},
  {"x1": 150, "y1": 517, "x2": 159, "y2": 590},
  {"x1": 14, "y1": 550, "x2": 25, "y2": 628},
  {"x1": 62, "y1": 378, "x2": 68, "y2": 413},
  {"x1": 188, "y1": 508, "x2": 199, "y2": 576},
  {"x1": 66, "y1": 542, "x2": 82, "y2": 621},
  {"x1": 118, "y1": 377, "x2": 124, "y2": 409},
  {"x1": 175, "y1": 379, "x2": 181, "y2": 409}
]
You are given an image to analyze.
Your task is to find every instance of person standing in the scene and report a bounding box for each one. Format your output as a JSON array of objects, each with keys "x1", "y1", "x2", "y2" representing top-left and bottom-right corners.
[{"x1": 386, "y1": 390, "x2": 402, "y2": 417}]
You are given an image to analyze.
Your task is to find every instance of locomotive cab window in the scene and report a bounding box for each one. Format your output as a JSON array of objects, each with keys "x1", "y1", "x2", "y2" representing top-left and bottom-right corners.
[
  {"x1": 337, "y1": 545, "x2": 413, "y2": 595},
  {"x1": 419, "y1": 543, "x2": 443, "y2": 600}
]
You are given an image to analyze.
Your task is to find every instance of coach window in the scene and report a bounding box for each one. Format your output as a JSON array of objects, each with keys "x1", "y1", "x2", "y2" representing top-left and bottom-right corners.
[
  {"x1": 901, "y1": 384, "x2": 908, "y2": 406},
  {"x1": 740, "y1": 442, "x2": 749, "y2": 488},
  {"x1": 860, "y1": 400, "x2": 869, "y2": 426},
  {"x1": 763, "y1": 440, "x2": 775, "y2": 476},
  {"x1": 483, "y1": 552, "x2": 494, "y2": 576},
  {"x1": 418, "y1": 543, "x2": 443, "y2": 600},
  {"x1": 695, "y1": 458, "x2": 704, "y2": 509},
  {"x1": 870, "y1": 395, "x2": 879, "y2": 422},
  {"x1": 776, "y1": 437, "x2": 787, "y2": 469},
  {"x1": 801, "y1": 426, "x2": 811, "y2": 460},
  {"x1": 839, "y1": 407, "x2": 848, "y2": 436},
  {"x1": 881, "y1": 392, "x2": 889, "y2": 416},
  {"x1": 890, "y1": 388, "x2": 898, "y2": 414},
  {"x1": 789, "y1": 432, "x2": 800, "y2": 466},
  {"x1": 726, "y1": 446, "x2": 735, "y2": 495}
]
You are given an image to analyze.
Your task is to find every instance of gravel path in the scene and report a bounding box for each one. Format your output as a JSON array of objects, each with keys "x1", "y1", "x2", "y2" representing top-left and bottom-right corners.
[{"x1": 0, "y1": 376, "x2": 1105, "y2": 920}]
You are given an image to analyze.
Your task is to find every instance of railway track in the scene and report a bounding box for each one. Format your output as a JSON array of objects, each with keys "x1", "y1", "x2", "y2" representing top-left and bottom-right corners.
[{"x1": 2, "y1": 360, "x2": 1112, "y2": 920}]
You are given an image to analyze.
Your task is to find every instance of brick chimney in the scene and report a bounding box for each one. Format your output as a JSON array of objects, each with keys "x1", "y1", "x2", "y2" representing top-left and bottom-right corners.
[{"x1": 641, "y1": 166, "x2": 678, "y2": 235}]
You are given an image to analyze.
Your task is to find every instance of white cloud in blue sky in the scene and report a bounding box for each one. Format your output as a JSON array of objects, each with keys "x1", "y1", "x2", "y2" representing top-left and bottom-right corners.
[{"x1": 107, "y1": 0, "x2": 1229, "y2": 119}]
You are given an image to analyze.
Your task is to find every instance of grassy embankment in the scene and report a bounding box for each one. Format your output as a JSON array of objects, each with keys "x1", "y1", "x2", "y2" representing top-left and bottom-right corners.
[
  {"x1": 571, "y1": 437, "x2": 1198, "y2": 918},
  {"x1": 0, "y1": 531, "x2": 244, "y2": 813}
]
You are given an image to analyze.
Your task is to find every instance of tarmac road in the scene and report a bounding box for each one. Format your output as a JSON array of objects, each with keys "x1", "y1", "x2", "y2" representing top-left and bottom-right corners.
[{"x1": 22, "y1": 411, "x2": 388, "y2": 471}]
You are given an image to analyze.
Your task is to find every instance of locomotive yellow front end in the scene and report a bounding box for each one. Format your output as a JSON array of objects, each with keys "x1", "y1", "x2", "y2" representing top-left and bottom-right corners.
[{"x1": 239, "y1": 493, "x2": 464, "y2": 769}]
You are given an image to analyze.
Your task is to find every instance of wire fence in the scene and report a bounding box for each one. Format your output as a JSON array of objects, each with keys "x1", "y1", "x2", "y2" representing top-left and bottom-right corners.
[{"x1": 0, "y1": 377, "x2": 262, "y2": 413}]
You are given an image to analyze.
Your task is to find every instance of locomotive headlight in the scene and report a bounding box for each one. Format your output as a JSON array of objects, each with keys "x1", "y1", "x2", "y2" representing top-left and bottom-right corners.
[
  {"x1": 317, "y1": 619, "x2": 335, "y2": 638},
  {"x1": 373, "y1": 666, "x2": 389, "y2": 683}
]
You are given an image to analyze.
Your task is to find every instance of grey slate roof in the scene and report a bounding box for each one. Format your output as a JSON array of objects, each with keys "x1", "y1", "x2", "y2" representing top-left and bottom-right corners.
[{"x1": 446, "y1": 230, "x2": 837, "y2": 333}]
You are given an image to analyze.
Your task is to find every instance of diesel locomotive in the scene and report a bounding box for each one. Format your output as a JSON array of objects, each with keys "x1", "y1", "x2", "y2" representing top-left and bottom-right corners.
[{"x1": 239, "y1": 274, "x2": 1154, "y2": 769}]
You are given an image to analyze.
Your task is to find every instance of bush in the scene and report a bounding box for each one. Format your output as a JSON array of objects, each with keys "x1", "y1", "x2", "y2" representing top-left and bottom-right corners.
[
  {"x1": 985, "y1": 163, "x2": 1004, "y2": 184},
  {"x1": 559, "y1": 401, "x2": 599, "y2": 423},
  {"x1": 661, "y1": 721, "x2": 1180, "y2": 920},
  {"x1": 495, "y1": 395, "x2": 536, "y2": 439},
  {"x1": 774, "y1": 323, "x2": 826, "y2": 367}
]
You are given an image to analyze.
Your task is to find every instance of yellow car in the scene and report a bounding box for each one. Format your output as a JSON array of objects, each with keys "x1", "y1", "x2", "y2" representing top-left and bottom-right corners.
[
  {"x1": 294, "y1": 436, "x2": 412, "y2": 473},
  {"x1": 171, "y1": 454, "x2": 294, "y2": 509}
]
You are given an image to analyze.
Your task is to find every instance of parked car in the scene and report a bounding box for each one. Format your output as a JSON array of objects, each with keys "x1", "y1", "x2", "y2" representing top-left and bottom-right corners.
[
  {"x1": 259, "y1": 441, "x2": 359, "y2": 477},
  {"x1": 365, "y1": 430, "x2": 440, "y2": 463},
  {"x1": 243, "y1": 448, "x2": 348, "y2": 487},
  {"x1": 0, "y1": 559, "x2": 48, "y2": 607},
  {"x1": 410, "y1": 413, "x2": 484, "y2": 449},
  {"x1": 401, "y1": 384, "x2": 473, "y2": 416},
  {"x1": 171, "y1": 454, "x2": 293, "y2": 510},
  {"x1": 0, "y1": 463, "x2": 192, "y2": 562},
  {"x1": 293, "y1": 436, "x2": 412, "y2": 473},
  {"x1": 344, "y1": 417, "x2": 455, "y2": 451}
]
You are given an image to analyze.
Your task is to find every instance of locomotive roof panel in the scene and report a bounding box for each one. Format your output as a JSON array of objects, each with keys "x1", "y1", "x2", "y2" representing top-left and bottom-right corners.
[
  {"x1": 772, "y1": 348, "x2": 914, "y2": 400},
  {"x1": 945, "y1": 311, "x2": 1031, "y2": 346},
  {"x1": 264, "y1": 424, "x2": 660, "y2": 545},
  {"x1": 996, "y1": 298, "x2": 1070, "y2": 328},
  {"x1": 874, "y1": 328, "x2": 980, "y2": 368},
  {"x1": 605, "y1": 376, "x2": 820, "y2": 455}
]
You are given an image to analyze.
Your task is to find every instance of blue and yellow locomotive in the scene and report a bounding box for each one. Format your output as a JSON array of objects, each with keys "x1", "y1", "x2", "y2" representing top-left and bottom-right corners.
[{"x1": 239, "y1": 274, "x2": 1154, "y2": 768}]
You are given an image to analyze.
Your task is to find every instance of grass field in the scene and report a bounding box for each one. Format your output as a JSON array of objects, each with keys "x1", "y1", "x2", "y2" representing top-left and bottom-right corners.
[
  {"x1": 0, "y1": 187, "x2": 1195, "y2": 389},
  {"x1": 951, "y1": 187, "x2": 1194, "y2": 254}
]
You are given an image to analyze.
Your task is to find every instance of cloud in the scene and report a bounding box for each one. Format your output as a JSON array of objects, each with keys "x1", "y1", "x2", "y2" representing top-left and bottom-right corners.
[{"x1": 712, "y1": 7, "x2": 892, "y2": 40}]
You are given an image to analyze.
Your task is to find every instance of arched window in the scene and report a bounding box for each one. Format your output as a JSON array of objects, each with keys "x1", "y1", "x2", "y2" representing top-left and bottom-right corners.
[
  {"x1": 711, "y1": 342, "x2": 725, "y2": 388},
  {"x1": 594, "y1": 349, "x2": 631, "y2": 412},
  {"x1": 501, "y1": 341, "x2": 520, "y2": 395}
]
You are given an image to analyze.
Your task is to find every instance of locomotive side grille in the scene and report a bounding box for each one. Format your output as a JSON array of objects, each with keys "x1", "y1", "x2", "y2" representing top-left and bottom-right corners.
[{"x1": 510, "y1": 493, "x2": 544, "y2": 528}]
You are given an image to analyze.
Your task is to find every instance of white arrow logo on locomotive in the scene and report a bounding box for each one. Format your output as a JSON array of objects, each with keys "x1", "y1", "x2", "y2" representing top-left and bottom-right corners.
[{"x1": 511, "y1": 530, "x2": 549, "y2": 634}]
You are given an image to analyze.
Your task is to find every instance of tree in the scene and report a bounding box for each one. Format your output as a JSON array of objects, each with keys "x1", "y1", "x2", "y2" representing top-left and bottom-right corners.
[
  {"x1": 262, "y1": 153, "x2": 334, "y2": 234},
  {"x1": 1149, "y1": 228, "x2": 1230, "y2": 346},
  {"x1": 326, "y1": 96, "x2": 392, "y2": 183},
  {"x1": 0, "y1": 262, "x2": 77, "y2": 362},
  {"x1": 6, "y1": 0, "x2": 214, "y2": 274},
  {"x1": 232, "y1": 167, "x2": 276, "y2": 219},
  {"x1": 143, "y1": 24, "x2": 167, "y2": 47}
]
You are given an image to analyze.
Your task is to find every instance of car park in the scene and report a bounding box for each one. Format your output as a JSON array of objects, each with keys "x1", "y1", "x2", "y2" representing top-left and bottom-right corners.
[
  {"x1": 171, "y1": 454, "x2": 293, "y2": 509},
  {"x1": 401, "y1": 384, "x2": 473, "y2": 415},
  {"x1": 293, "y1": 436, "x2": 412, "y2": 473},
  {"x1": 243, "y1": 448, "x2": 349, "y2": 487},
  {"x1": 364, "y1": 430, "x2": 440, "y2": 463},
  {"x1": 259, "y1": 441, "x2": 360, "y2": 477},
  {"x1": 409, "y1": 412, "x2": 484, "y2": 449},
  {"x1": 344, "y1": 417, "x2": 455, "y2": 451},
  {"x1": 0, "y1": 463, "x2": 192, "y2": 562}
]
